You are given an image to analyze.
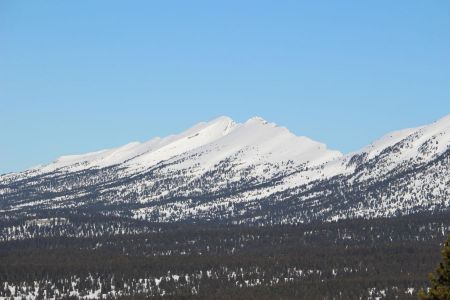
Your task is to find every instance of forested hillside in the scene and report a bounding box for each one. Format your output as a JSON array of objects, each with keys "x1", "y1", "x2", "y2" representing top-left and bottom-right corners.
[{"x1": 1, "y1": 212, "x2": 448, "y2": 299}]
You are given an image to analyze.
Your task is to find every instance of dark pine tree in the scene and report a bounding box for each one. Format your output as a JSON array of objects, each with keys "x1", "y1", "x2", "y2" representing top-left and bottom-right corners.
[{"x1": 419, "y1": 234, "x2": 450, "y2": 300}]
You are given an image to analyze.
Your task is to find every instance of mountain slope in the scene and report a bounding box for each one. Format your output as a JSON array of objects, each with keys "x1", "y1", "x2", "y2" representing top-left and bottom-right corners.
[{"x1": 0, "y1": 115, "x2": 449, "y2": 224}]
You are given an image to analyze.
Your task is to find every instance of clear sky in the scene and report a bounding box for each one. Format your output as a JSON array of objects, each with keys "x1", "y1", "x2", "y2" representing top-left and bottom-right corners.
[{"x1": 1, "y1": 1, "x2": 449, "y2": 174}]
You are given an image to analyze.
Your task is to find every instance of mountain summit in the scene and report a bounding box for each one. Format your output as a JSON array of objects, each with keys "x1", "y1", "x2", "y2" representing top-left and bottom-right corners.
[{"x1": 24, "y1": 116, "x2": 341, "y2": 176}]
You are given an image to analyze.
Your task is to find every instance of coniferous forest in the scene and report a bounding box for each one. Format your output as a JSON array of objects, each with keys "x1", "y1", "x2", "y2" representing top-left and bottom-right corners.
[{"x1": 0, "y1": 211, "x2": 449, "y2": 299}]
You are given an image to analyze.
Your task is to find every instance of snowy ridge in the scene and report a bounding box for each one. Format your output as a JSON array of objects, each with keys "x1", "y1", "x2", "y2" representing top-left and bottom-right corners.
[
  {"x1": 27, "y1": 116, "x2": 341, "y2": 178},
  {"x1": 34, "y1": 116, "x2": 238, "y2": 174},
  {"x1": 0, "y1": 114, "x2": 449, "y2": 224}
]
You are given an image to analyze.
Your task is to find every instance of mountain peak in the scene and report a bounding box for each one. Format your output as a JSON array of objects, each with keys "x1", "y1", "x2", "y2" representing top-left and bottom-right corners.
[{"x1": 245, "y1": 116, "x2": 270, "y2": 125}]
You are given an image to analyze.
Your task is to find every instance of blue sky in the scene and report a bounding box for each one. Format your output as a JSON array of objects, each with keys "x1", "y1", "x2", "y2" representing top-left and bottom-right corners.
[{"x1": 1, "y1": 1, "x2": 449, "y2": 174}]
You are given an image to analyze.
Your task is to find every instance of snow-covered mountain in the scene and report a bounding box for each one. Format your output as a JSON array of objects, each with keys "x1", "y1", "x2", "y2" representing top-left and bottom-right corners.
[
  {"x1": 0, "y1": 115, "x2": 449, "y2": 224},
  {"x1": 22, "y1": 116, "x2": 341, "y2": 177}
]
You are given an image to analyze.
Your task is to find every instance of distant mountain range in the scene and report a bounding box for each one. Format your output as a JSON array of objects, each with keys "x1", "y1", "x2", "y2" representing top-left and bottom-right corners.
[{"x1": 1, "y1": 114, "x2": 449, "y2": 224}]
